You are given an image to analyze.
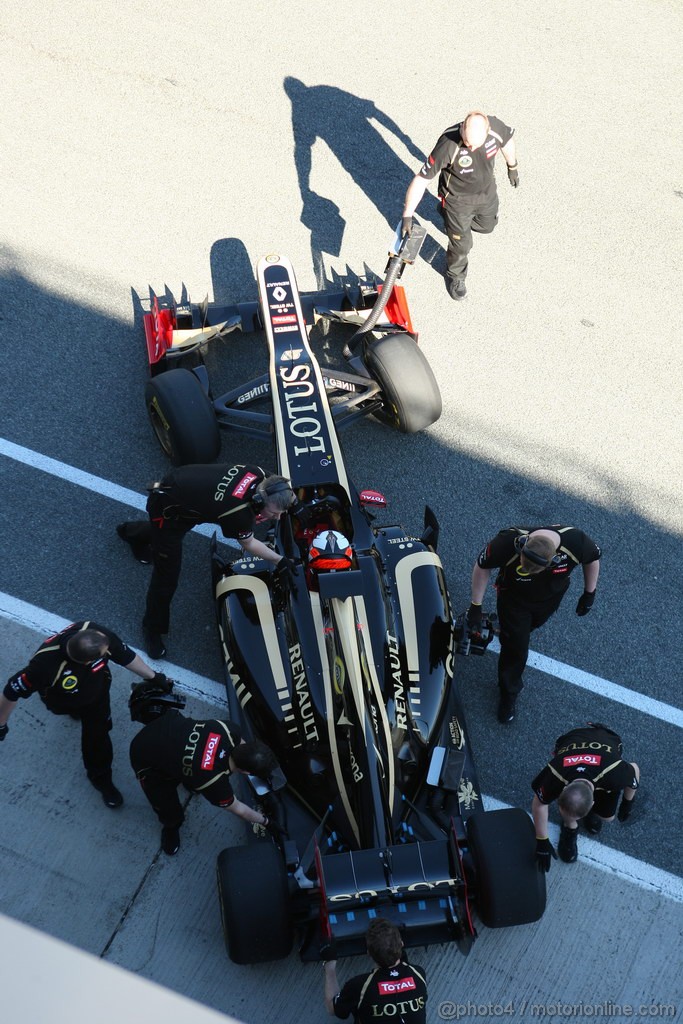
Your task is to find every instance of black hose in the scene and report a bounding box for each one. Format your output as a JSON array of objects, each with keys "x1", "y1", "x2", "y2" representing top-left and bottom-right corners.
[{"x1": 346, "y1": 254, "x2": 403, "y2": 351}]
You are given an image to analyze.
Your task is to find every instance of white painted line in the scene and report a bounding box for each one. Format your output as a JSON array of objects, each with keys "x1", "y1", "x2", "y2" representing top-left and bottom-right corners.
[
  {"x1": 2, "y1": 438, "x2": 681, "y2": 725},
  {"x1": 489, "y1": 638, "x2": 683, "y2": 728},
  {"x1": 3, "y1": 593, "x2": 682, "y2": 904},
  {"x1": 0, "y1": 437, "x2": 240, "y2": 545},
  {"x1": 484, "y1": 796, "x2": 683, "y2": 903}
]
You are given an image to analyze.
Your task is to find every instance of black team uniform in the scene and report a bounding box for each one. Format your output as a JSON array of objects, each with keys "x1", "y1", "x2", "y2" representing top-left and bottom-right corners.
[
  {"x1": 532, "y1": 724, "x2": 638, "y2": 819},
  {"x1": 476, "y1": 525, "x2": 601, "y2": 698},
  {"x1": 333, "y1": 958, "x2": 428, "y2": 1023},
  {"x1": 119, "y1": 463, "x2": 267, "y2": 638},
  {"x1": 418, "y1": 115, "x2": 514, "y2": 283},
  {"x1": 130, "y1": 713, "x2": 244, "y2": 828},
  {"x1": 3, "y1": 621, "x2": 135, "y2": 799}
]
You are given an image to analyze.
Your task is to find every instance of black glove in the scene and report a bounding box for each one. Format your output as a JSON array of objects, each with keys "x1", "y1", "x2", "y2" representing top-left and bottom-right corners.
[
  {"x1": 0, "y1": 723, "x2": 8, "y2": 742},
  {"x1": 617, "y1": 796, "x2": 635, "y2": 822},
  {"x1": 507, "y1": 164, "x2": 519, "y2": 187},
  {"x1": 401, "y1": 215, "x2": 413, "y2": 238},
  {"x1": 576, "y1": 590, "x2": 596, "y2": 616},
  {"x1": 263, "y1": 815, "x2": 287, "y2": 838},
  {"x1": 319, "y1": 939, "x2": 338, "y2": 963},
  {"x1": 289, "y1": 500, "x2": 311, "y2": 526},
  {"x1": 535, "y1": 837, "x2": 557, "y2": 873},
  {"x1": 274, "y1": 556, "x2": 299, "y2": 587},
  {"x1": 466, "y1": 603, "x2": 483, "y2": 630},
  {"x1": 151, "y1": 672, "x2": 171, "y2": 691}
]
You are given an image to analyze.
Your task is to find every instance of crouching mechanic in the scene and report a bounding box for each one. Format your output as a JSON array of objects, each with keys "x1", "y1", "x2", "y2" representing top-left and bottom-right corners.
[
  {"x1": 532, "y1": 723, "x2": 640, "y2": 870},
  {"x1": 467, "y1": 525, "x2": 601, "y2": 723},
  {"x1": 117, "y1": 464, "x2": 300, "y2": 659},
  {"x1": 129, "y1": 681, "x2": 283, "y2": 855},
  {"x1": 0, "y1": 621, "x2": 164, "y2": 808},
  {"x1": 324, "y1": 919, "x2": 428, "y2": 1023}
]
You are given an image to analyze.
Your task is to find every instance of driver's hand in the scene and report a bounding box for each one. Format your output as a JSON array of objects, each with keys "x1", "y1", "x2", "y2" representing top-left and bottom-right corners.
[{"x1": 401, "y1": 215, "x2": 413, "y2": 238}]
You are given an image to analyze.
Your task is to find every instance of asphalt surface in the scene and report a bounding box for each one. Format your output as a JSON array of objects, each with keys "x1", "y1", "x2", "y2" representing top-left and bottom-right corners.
[{"x1": 1, "y1": 1, "x2": 682, "y2": 1021}]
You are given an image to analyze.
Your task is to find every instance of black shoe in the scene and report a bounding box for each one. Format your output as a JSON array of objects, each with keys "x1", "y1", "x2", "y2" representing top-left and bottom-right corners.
[
  {"x1": 161, "y1": 826, "x2": 180, "y2": 856},
  {"x1": 558, "y1": 824, "x2": 579, "y2": 862},
  {"x1": 584, "y1": 810, "x2": 603, "y2": 834},
  {"x1": 497, "y1": 694, "x2": 516, "y2": 724},
  {"x1": 143, "y1": 629, "x2": 167, "y2": 660},
  {"x1": 91, "y1": 779, "x2": 124, "y2": 809},
  {"x1": 446, "y1": 276, "x2": 467, "y2": 301}
]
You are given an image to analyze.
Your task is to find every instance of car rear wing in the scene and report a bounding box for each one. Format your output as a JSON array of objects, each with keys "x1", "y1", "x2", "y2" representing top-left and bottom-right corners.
[{"x1": 304, "y1": 836, "x2": 472, "y2": 960}]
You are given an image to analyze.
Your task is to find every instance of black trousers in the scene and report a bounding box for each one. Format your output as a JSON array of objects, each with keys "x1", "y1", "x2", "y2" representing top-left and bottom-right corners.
[
  {"x1": 496, "y1": 589, "x2": 566, "y2": 697},
  {"x1": 130, "y1": 732, "x2": 185, "y2": 828},
  {"x1": 120, "y1": 493, "x2": 193, "y2": 635},
  {"x1": 42, "y1": 683, "x2": 114, "y2": 783},
  {"x1": 441, "y1": 188, "x2": 499, "y2": 280}
]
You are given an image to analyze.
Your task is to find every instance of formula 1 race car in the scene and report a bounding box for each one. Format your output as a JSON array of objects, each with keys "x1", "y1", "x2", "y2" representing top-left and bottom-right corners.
[
  {"x1": 140, "y1": 236, "x2": 545, "y2": 965},
  {"x1": 143, "y1": 225, "x2": 441, "y2": 462}
]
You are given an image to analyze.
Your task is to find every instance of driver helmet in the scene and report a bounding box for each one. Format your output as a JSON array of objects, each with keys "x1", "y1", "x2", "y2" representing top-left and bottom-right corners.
[{"x1": 308, "y1": 529, "x2": 353, "y2": 572}]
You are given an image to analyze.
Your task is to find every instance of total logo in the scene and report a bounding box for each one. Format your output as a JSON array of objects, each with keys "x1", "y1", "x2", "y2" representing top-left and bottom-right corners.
[{"x1": 201, "y1": 732, "x2": 222, "y2": 771}]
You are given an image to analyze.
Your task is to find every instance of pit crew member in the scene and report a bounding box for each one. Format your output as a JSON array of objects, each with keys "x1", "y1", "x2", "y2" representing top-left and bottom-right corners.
[
  {"x1": 402, "y1": 111, "x2": 518, "y2": 300},
  {"x1": 117, "y1": 464, "x2": 299, "y2": 659},
  {"x1": 324, "y1": 919, "x2": 428, "y2": 1023},
  {"x1": 467, "y1": 525, "x2": 601, "y2": 723},
  {"x1": 532, "y1": 723, "x2": 640, "y2": 869},
  {"x1": 0, "y1": 621, "x2": 163, "y2": 808},
  {"x1": 129, "y1": 687, "x2": 281, "y2": 855}
]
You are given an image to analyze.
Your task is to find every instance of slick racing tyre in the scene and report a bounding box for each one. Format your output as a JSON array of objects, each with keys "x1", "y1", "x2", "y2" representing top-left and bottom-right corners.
[
  {"x1": 466, "y1": 808, "x2": 546, "y2": 928},
  {"x1": 145, "y1": 368, "x2": 220, "y2": 465},
  {"x1": 217, "y1": 843, "x2": 293, "y2": 964},
  {"x1": 363, "y1": 333, "x2": 442, "y2": 433}
]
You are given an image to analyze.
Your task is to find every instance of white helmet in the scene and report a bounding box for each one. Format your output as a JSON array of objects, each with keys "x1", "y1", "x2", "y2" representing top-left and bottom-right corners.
[{"x1": 308, "y1": 530, "x2": 353, "y2": 571}]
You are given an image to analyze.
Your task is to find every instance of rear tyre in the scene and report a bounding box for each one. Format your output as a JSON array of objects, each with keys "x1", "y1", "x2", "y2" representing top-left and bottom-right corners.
[
  {"x1": 466, "y1": 808, "x2": 546, "y2": 928},
  {"x1": 145, "y1": 368, "x2": 220, "y2": 465},
  {"x1": 363, "y1": 333, "x2": 442, "y2": 433},
  {"x1": 217, "y1": 843, "x2": 293, "y2": 963}
]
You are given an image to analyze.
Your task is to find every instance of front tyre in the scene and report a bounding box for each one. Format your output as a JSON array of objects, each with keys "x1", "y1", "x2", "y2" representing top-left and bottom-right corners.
[
  {"x1": 145, "y1": 368, "x2": 220, "y2": 465},
  {"x1": 363, "y1": 333, "x2": 442, "y2": 433}
]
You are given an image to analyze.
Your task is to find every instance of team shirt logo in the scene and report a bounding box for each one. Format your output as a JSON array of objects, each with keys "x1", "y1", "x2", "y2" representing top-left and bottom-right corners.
[
  {"x1": 201, "y1": 732, "x2": 222, "y2": 770},
  {"x1": 563, "y1": 754, "x2": 601, "y2": 767},
  {"x1": 378, "y1": 978, "x2": 416, "y2": 995},
  {"x1": 231, "y1": 472, "x2": 258, "y2": 499}
]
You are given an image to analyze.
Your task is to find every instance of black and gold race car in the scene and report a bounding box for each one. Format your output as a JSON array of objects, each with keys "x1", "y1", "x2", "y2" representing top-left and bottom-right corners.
[{"x1": 141, "y1": 235, "x2": 545, "y2": 965}]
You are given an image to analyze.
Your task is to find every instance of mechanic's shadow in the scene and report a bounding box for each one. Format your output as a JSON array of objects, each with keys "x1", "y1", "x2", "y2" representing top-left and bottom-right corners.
[{"x1": 283, "y1": 77, "x2": 445, "y2": 286}]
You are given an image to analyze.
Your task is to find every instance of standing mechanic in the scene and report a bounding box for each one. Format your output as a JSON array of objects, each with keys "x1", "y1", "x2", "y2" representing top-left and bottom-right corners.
[
  {"x1": 324, "y1": 919, "x2": 428, "y2": 1023},
  {"x1": 129, "y1": 682, "x2": 283, "y2": 855},
  {"x1": 0, "y1": 621, "x2": 164, "y2": 808},
  {"x1": 467, "y1": 525, "x2": 601, "y2": 723},
  {"x1": 117, "y1": 464, "x2": 299, "y2": 659},
  {"x1": 402, "y1": 111, "x2": 518, "y2": 300},
  {"x1": 532, "y1": 723, "x2": 640, "y2": 869}
]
